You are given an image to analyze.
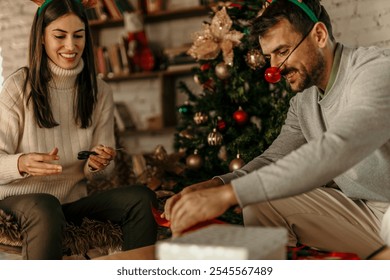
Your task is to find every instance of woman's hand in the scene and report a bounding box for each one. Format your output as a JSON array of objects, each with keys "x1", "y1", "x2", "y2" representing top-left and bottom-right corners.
[
  {"x1": 87, "y1": 144, "x2": 116, "y2": 171},
  {"x1": 18, "y1": 147, "x2": 62, "y2": 176}
]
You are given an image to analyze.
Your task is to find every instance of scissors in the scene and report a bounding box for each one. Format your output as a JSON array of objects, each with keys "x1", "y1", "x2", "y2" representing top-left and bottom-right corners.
[
  {"x1": 77, "y1": 151, "x2": 98, "y2": 160},
  {"x1": 77, "y1": 148, "x2": 125, "y2": 160}
]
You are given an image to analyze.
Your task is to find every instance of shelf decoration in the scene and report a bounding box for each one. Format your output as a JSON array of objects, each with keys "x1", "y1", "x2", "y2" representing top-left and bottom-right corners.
[{"x1": 124, "y1": 10, "x2": 155, "y2": 72}]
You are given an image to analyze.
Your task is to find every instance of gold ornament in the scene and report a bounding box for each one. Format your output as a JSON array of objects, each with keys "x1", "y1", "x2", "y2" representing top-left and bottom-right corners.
[
  {"x1": 193, "y1": 74, "x2": 201, "y2": 85},
  {"x1": 229, "y1": 153, "x2": 245, "y2": 172},
  {"x1": 246, "y1": 49, "x2": 266, "y2": 70},
  {"x1": 218, "y1": 145, "x2": 228, "y2": 161},
  {"x1": 207, "y1": 128, "x2": 223, "y2": 146},
  {"x1": 250, "y1": 116, "x2": 262, "y2": 130},
  {"x1": 187, "y1": 7, "x2": 244, "y2": 65},
  {"x1": 186, "y1": 149, "x2": 203, "y2": 170},
  {"x1": 179, "y1": 128, "x2": 195, "y2": 140},
  {"x1": 215, "y1": 62, "x2": 231, "y2": 80},
  {"x1": 132, "y1": 145, "x2": 186, "y2": 191},
  {"x1": 193, "y1": 112, "x2": 209, "y2": 125}
]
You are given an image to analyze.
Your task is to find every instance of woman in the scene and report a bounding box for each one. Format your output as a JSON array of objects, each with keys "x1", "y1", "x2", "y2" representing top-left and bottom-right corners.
[{"x1": 0, "y1": 0, "x2": 157, "y2": 259}]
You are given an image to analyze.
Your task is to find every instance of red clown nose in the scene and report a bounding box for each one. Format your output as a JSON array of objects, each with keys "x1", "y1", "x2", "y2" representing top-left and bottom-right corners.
[{"x1": 264, "y1": 67, "x2": 282, "y2": 83}]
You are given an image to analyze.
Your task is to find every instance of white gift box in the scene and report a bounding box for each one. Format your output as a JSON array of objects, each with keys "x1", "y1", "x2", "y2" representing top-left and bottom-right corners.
[{"x1": 156, "y1": 224, "x2": 287, "y2": 260}]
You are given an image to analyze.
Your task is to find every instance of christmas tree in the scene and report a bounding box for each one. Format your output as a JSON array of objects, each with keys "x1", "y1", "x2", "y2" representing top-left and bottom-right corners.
[{"x1": 174, "y1": 1, "x2": 293, "y2": 184}]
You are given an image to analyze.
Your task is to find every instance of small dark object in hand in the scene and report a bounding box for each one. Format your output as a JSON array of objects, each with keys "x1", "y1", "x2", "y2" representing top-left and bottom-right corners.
[{"x1": 77, "y1": 151, "x2": 98, "y2": 160}]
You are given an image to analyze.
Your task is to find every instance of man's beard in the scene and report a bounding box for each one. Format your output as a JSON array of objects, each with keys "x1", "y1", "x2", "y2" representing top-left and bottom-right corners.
[{"x1": 282, "y1": 51, "x2": 326, "y2": 93}]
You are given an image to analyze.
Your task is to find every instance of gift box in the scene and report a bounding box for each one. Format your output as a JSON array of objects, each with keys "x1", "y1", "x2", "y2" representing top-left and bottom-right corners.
[{"x1": 156, "y1": 224, "x2": 287, "y2": 260}]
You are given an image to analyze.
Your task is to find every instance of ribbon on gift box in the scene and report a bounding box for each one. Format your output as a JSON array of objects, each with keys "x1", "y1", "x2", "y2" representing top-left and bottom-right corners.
[
  {"x1": 287, "y1": 244, "x2": 360, "y2": 260},
  {"x1": 152, "y1": 207, "x2": 226, "y2": 234}
]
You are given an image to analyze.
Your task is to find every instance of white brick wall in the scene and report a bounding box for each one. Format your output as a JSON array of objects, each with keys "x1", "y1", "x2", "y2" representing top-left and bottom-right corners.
[
  {"x1": 0, "y1": 0, "x2": 35, "y2": 79},
  {"x1": 1, "y1": 0, "x2": 390, "y2": 153},
  {"x1": 3, "y1": 0, "x2": 390, "y2": 79}
]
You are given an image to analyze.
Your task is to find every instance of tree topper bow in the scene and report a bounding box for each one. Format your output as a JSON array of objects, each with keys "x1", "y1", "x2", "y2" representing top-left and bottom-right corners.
[{"x1": 187, "y1": 7, "x2": 244, "y2": 66}]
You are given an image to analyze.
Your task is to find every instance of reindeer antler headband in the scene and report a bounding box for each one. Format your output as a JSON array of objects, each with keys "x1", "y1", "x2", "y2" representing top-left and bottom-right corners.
[{"x1": 31, "y1": 0, "x2": 97, "y2": 16}]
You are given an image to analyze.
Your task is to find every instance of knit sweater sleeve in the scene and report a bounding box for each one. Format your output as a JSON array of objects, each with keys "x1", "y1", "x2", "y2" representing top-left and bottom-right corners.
[
  {"x1": 0, "y1": 69, "x2": 29, "y2": 184},
  {"x1": 231, "y1": 48, "x2": 390, "y2": 207},
  {"x1": 84, "y1": 79, "x2": 116, "y2": 181}
]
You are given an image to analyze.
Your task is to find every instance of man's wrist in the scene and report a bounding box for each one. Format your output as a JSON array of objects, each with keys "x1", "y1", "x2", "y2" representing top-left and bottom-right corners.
[{"x1": 222, "y1": 183, "x2": 238, "y2": 207}]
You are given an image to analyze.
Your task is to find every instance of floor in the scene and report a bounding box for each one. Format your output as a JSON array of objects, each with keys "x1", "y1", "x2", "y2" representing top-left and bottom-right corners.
[
  {"x1": 0, "y1": 250, "x2": 22, "y2": 260},
  {"x1": 0, "y1": 247, "x2": 113, "y2": 260}
]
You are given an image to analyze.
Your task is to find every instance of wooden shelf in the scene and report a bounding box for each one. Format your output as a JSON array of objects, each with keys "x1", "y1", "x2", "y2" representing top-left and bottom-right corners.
[
  {"x1": 144, "y1": 6, "x2": 210, "y2": 23},
  {"x1": 89, "y1": 6, "x2": 210, "y2": 29},
  {"x1": 101, "y1": 71, "x2": 159, "y2": 82},
  {"x1": 101, "y1": 63, "x2": 198, "y2": 82},
  {"x1": 119, "y1": 126, "x2": 176, "y2": 137},
  {"x1": 90, "y1": 5, "x2": 206, "y2": 144}
]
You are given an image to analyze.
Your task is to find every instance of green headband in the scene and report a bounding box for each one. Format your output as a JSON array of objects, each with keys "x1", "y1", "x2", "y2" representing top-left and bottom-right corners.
[
  {"x1": 272, "y1": 0, "x2": 319, "y2": 23},
  {"x1": 38, "y1": 0, "x2": 82, "y2": 16}
]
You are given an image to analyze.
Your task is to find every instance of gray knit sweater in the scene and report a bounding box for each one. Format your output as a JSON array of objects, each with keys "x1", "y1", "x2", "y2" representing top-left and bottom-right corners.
[
  {"x1": 219, "y1": 43, "x2": 390, "y2": 207},
  {"x1": 0, "y1": 60, "x2": 115, "y2": 204}
]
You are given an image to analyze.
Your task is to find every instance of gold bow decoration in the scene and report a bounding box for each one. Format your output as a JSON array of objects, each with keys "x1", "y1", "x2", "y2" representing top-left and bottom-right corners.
[
  {"x1": 187, "y1": 7, "x2": 244, "y2": 66},
  {"x1": 132, "y1": 145, "x2": 185, "y2": 192}
]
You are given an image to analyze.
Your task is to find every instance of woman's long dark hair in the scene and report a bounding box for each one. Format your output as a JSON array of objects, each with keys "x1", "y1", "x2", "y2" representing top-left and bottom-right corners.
[{"x1": 24, "y1": 0, "x2": 98, "y2": 128}]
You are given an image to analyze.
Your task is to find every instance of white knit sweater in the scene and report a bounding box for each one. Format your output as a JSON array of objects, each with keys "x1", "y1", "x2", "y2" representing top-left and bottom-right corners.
[{"x1": 0, "y1": 60, "x2": 115, "y2": 204}]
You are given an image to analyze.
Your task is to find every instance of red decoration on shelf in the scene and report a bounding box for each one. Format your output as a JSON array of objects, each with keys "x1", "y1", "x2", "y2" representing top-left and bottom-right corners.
[
  {"x1": 125, "y1": 12, "x2": 155, "y2": 72},
  {"x1": 264, "y1": 66, "x2": 282, "y2": 83},
  {"x1": 233, "y1": 106, "x2": 249, "y2": 125}
]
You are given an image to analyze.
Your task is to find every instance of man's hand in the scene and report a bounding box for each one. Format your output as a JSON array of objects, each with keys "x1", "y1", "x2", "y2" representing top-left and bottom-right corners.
[
  {"x1": 87, "y1": 144, "x2": 116, "y2": 171},
  {"x1": 18, "y1": 147, "x2": 62, "y2": 176},
  {"x1": 162, "y1": 178, "x2": 224, "y2": 221},
  {"x1": 170, "y1": 184, "x2": 238, "y2": 237}
]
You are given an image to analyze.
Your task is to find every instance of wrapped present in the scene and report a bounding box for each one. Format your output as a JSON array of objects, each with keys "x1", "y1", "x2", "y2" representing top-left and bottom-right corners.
[{"x1": 156, "y1": 224, "x2": 287, "y2": 260}]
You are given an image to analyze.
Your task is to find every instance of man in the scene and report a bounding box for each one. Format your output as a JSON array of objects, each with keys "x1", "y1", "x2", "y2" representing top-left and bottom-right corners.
[{"x1": 164, "y1": 0, "x2": 390, "y2": 259}]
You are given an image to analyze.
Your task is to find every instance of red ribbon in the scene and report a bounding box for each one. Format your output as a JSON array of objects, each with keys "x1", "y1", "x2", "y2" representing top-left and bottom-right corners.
[
  {"x1": 151, "y1": 207, "x2": 226, "y2": 234},
  {"x1": 288, "y1": 245, "x2": 360, "y2": 260}
]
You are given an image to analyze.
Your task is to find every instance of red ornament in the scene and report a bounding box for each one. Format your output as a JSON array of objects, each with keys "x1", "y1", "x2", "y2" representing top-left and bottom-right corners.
[
  {"x1": 202, "y1": 78, "x2": 215, "y2": 91},
  {"x1": 264, "y1": 66, "x2": 281, "y2": 83},
  {"x1": 200, "y1": 63, "x2": 211, "y2": 71},
  {"x1": 229, "y1": 3, "x2": 243, "y2": 9},
  {"x1": 233, "y1": 107, "x2": 249, "y2": 125},
  {"x1": 217, "y1": 118, "x2": 227, "y2": 132}
]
